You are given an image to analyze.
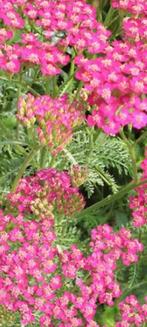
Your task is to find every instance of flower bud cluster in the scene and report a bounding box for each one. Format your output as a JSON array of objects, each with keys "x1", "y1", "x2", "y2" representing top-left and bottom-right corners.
[
  {"x1": 8, "y1": 168, "x2": 85, "y2": 217},
  {"x1": 17, "y1": 94, "x2": 85, "y2": 154},
  {"x1": 70, "y1": 165, "x2": 88, "y2": 187}
]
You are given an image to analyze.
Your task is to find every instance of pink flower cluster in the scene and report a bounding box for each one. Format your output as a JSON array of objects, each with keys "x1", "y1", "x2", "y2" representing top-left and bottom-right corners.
[
  {"x1": 8, "y1": 168, "x2": 85, "y2": 217},
  {"x1": 17, "y1": 94, "x2": 85, "y2": 155},
  {"x1": 0, "y1": 210, "x2": 57, "y2": 326},
  {"x1": 0, "y1": 0, "x2": 110, "y2": 75},
  {"x1": 0, "y1": 28, "x2": 13, "y2": 43},
  {"x1": 35, "y1": 0, "x2": 110, "y2": 53},
  {"x1": 112, "y1": 0, "x2": 147, "y2": 15},
  {"x1": 75, "y1": 40, "x2": 147, "y2": 135},
  {"x1": 129, "y1": 150, "x2": 147, "y2": 227},
  {"x1": 0, "y1": 204, "x2": 143, "y2": 327},
  {"x1": 123, "y1": 16, "x2": 147, "y2": 42},
  {"x1": 0, "y1": 34, "x2": 70, "y2": 75},
  {"x1": 113, "y1": 0, "x2": 147, "y2": 44},
  {"x1": 74, "y1": 0, "x2": 147, "y2": 136},
  {"x1": 116, "y1": 295, "x2": 147, "y2": 327}
]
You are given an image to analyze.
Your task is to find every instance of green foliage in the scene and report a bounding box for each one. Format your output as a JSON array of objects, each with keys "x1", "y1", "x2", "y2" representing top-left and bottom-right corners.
[
  {"x1": 98, "y1": 306, "x2": 119, "y2": 327},
  {"x1": 62, "y1": 128, "x2": 131, "y2": 198},
  {"x1": 54, "y1": 215, "x2": 83, "y2": 250}
]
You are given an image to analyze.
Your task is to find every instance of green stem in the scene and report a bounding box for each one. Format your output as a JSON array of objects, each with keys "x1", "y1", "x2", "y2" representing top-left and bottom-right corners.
[
  {"x1": 63, "y1": 148, "x2": 77, "y2": 165},
  {"x1": 11, "y1": 148, "x2": 39, "y2": 192},
  {"x1": 49, "y1": 155, "x2": 56, "y2": 167},
  {"x1": 40, "y1": 146, "x2": 47, "y2": 168},
  {"x1": 95, "y1": 166, "x2": 113, "y2": 187},
  {"x1": 69, "y1": 81, "x2": 83, "y2": 107},
  {"x1": 76, "y1": 178, "x2": 147, "y2": 220},
  {"x1": 120, "y1": 130, "x2": 138, "y2": 182},
  {"x1": 104, "y1": 7, "x2": 115, "y2": 26},
  {"x1": 52, "y1": 76, "x2": 59, "y2": 97},
  {"x1": 136, "y1": 131, "x2": 147, "y2": 144},
  {"x1": 69, "y1": 60, "x2": 75, "y2": 78},
  {"x1": 120, "y1": 281, "x2": 147, "y2": 300},
  {"x1": 60, "y1": 73, "x2": 75, "y2": 96}
]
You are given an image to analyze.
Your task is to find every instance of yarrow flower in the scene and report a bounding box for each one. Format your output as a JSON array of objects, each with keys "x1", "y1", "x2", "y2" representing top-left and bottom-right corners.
[
  {"x1": 0, "y1": 203, "x2": 143, "y2": 327},
  {"x1": 112, "y1": 0, "x2": 147, "y2": 16},
  {"x1": 123, "y1": 17, "x2": 147, "y2": 42},
  {"x1": 129, "y1": 149, "x2": 147, "y2": 227},
  {"x1": 8, "y1": 168, "x2": 85, "y2": 216},
  {"x1": 0, "y1": 0, "x2": 110, "y2": 75},
  {"x1": 116, "y1": 295, "x2": 147, "y2": 326},
  {"x1": 0, "y1": 1, "x2": 146, "y2": 326},
  {"x1": 0, "y1": 173, "x2": 144, "y2": 326},
  {"x1": 75, "y1": 40, "x2": 147, "y2": 135},
  {"x1": 17, "y1": 94, "x2": 85, "y2": 155},
  {"x1": 112, "y1": 0, "x2": 147, "y2": 46}
]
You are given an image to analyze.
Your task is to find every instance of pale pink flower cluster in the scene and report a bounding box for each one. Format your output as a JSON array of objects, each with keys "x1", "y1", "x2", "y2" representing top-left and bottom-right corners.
[
  {"x1": 8, "y1": 168, "x2": 85, "y2": 216},
  {"x1": 17, "y1": 94, "x2": 85, "y2": 155},
  {"x1": 116, "y1": 295, "x2": 147, "y2": 327},
  {"x1": 0, "y1": 0, "x2": 109, "y2": 75},
  {"x1": 129, "y1": 150, "x2": 147, "y2": 227},
  {"x1": 0, "y1": 202, "x2": 143, "y2": 327},
  {"x1": 75, "y1": 40, "x2": 147, "y2": 135}
]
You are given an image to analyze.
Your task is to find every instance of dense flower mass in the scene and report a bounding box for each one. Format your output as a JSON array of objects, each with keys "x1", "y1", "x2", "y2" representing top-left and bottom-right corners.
[
  {"x1": 74, "y1": 0, "x2": 147, "y2": 136},
  {"x1": 75, "y1": 40, "x2": 147, "y2": 135},
  {"x1": 129, "y1": 150, "x2": 147, "y2": 227},
  {"x1": 0, "y1": 0, "x2": 147, "y2": 326},
  {"x1": 0, "y1": 33, "x2": 70, "y2": 75},
  {"x1": 17, "y1": 94, "x2": 85, "y2": 154},
  {"x1": 0, "y1": 202, "x2": 143, "y2": 327},
  {"x1": 8, "y1": 168, "x2": 85, "y2": 216},
  {"x1": 0, "y1": 0, "x2": 109, "y2": 75},
  {"x1": 0, "y1": 0, "x2": 146, "y2": 135},
  {"x1": 116, "y1": 295, "x2": 147, "y2": 327}
]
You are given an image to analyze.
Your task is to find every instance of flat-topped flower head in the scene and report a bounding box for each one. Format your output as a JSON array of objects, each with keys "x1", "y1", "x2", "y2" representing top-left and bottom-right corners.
[
  {"x1": 75, "y1": 41, "x2": 147, "y2": 135},
  {"x1": 0, "y1": 0, "x2": 110, "y2": 75}
]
